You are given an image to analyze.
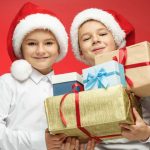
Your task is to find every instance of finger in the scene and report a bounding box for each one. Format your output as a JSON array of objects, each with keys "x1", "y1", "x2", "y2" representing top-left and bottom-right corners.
[
  {"x1": 121, "y1": 126, "x2": 134, "y2": 137},
  {"x1": 49, "y1": 148, "x2": 62, "y2": 150},
  {"x1": 80, "y1": 144, "x2": 85, "y2": 150},
  {"x1": 91, "y1": 139, "x2": 96, "y2": 149},
  {"x1": 60, "y1": 136, "x2": 67, "y2": 142},
  {"x1": 75, "y1": 139, "x2": 80, "y2": 150},
  {"x1": 52, "y1": 134, "x2": 67, "y2": 141},
  {"x1": 121, "y1": 130, "x2": 134, "y2": 140},
  {"x1": 53, "y1": 140, "x2": 64, "y2": 145},
  {"x1": 86, "y1": 140, "x2": 92, "y2": 150},
  {"x1": 132, "y1": 107, "x2": 142, "y2": 122},
  {"x1": 61, "y1": 144, "x2": 65, "y2": 150},
  {"x1": 48, "y1": 144, "x2": 62, "y2": 149},
  {"x1": 45, "y1": 128, "x2": 49, "y2": 132},
  {"x1": 70, "y1": 138, "x2": 76, "y2": 149},
  {"x1": 63, "y1": 137, "x2": 71, "y2": 149},
  {"x1": 120, "y1": 123, "x2": 134, "y2": 131}
]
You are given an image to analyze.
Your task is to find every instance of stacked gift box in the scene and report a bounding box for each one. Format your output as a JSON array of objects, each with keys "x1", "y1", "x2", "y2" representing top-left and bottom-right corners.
[
  {"x1": 82, "y1": 60, "x2": 126, "y2": 91},
  {"x1": 45, "y1": 85, "x2": 141, "y2": 140},
  {"x1": 51, "y1": 72, "x2": 83, "y2": 96},
  {"x1": 44, "y1": 41, "x2": 150, "y2": 141},
  {"x1": 95, "y1": 41, "x2": 150, "y2": 97}
]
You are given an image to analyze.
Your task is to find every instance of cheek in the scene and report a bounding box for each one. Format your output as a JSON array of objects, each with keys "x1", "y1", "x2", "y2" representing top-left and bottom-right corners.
[
  {"x1": 51, "y1": 50, "x2": 59, "y2": 58},
  {"x1": 107, "y1": 37, "x2": 117, "y2": 50},
  {"x1": 23, "y1": 51, "x2": 34, "y2": 62},
  {"x1": 50, "y1": 45, "x2": 59, "y2": 54},
  {"x1": 79, "y1": 41, "x2": 90, "y2": 53},
  {"x1": 55, "y1": 52, "x2": 59, "y2": 58},
  {"x1": 111, "y1": 41, "x2": 117, "y2": 50},
  {"x1": 22, "y1": 49, "x2": 29, "y2": 59}
]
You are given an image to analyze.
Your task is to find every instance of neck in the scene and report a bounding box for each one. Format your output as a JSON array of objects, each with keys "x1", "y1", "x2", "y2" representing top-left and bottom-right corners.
[{"x1": 34, "y1": 67, "x2": 53, "y2": 75}]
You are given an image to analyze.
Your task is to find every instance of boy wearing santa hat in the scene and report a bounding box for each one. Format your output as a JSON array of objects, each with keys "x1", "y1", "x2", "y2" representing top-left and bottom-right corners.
[
  {"x1": 70, "y1": 8, "x2": 150, "y2": 149},
  {"x1": 0, "y1": 2, "x2": 96, "y2": 150}
]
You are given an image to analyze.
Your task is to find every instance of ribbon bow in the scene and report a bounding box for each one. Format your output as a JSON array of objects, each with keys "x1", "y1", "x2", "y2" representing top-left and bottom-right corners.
[
  {"x1": 83, "y1": 68, "x2": 109, "y2": 90},
  {"x1": 113, "y1": 48, "x2": 133, "y2": 87}
]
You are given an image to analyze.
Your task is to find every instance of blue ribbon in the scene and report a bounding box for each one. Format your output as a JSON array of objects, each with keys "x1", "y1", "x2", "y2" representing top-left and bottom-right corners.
[{"x1": 83, "y1": 68, "x2": 120, "y2": 90}]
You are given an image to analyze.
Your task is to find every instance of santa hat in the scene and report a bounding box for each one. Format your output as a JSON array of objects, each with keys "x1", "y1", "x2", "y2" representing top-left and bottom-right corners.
[
  {"x1": 7, "y1": 2, "x2": 68, "y2": 81},
  {"x1": 70, "y1": 8, "x2": 135, "y2": 64}
]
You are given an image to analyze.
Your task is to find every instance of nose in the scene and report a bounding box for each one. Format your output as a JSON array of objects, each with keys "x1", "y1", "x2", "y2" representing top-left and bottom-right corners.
[
  {"x1": 92, "y1": 34, "x2": 100, "y2": 45},
  {"x1": 36, "y1": 43, "x2": 45, "y2": 55}
]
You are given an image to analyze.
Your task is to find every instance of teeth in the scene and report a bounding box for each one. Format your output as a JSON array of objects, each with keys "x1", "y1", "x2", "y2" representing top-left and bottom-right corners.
[{"x1": 37, "y1": 57, "x2": 48, "y2": 59}]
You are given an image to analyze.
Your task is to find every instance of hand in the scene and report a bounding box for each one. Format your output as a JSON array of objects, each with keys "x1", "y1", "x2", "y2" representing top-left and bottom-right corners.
[
  {"x1": 61, "y1": 138, "x2": 96, "y2": 150},
  {"x1": 80, "y1": 139, "x2": 96, "y2": 150},
  {"x1": 61, "y1": 137, "x2": 79, "y2": 150},
  {"x1": 45, "y1": 130, "x2": 67, "y2": 150},
  {"x1": 120, "y1": 107, "x2": 150, "y2": 141}
]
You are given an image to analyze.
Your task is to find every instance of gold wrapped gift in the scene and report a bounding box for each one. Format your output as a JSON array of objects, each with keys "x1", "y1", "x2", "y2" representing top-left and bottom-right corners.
[
  {"x1": 95, "y1": 41, "x2": 150, "y2": 97},
  {"x1": 45, "y1": 85, "x2": 141, "y2": 141}
]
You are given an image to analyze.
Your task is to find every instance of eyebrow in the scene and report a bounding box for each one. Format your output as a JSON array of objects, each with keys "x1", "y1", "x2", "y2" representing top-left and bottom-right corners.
[
  {"x1": 80, "y1": 28, "x2": 108, "y2": 39},
  {"x1": 25, "y1": 38, "x2": 55, "y2": 42}
]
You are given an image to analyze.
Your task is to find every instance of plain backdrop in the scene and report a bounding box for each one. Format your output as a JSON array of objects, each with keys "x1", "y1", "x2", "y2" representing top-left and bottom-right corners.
[{"x1": 0, "y1": 0, "x2": 150, "y2": 75}]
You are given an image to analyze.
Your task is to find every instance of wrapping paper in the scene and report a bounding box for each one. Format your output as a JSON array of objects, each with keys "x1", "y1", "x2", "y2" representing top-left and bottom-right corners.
[
  {"x1": 45, "y1": 85, "x2": 141, "y2": 140},
  {"x1": 95, "y1": 41, "x2": 150, "y2": 97}
]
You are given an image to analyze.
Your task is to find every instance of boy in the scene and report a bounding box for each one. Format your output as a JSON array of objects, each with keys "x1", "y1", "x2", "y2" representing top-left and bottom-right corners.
[{"x1": 70, "y1": 8, "x2": 150, "y2": 149}]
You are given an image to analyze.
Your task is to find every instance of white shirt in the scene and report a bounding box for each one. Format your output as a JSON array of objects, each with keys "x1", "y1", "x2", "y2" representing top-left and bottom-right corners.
[{"x1": 0, "y1": 68, "x2": 54, "y2": 150}]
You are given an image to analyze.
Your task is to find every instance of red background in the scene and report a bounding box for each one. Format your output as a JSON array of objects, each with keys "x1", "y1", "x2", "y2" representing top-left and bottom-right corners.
[{"x1": 0, "y1": 0, "x2": 150, "y2": 75}]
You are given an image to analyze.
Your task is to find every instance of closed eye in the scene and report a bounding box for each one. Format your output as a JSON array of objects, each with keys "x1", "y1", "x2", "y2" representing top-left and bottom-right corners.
[
  {"x1": 99, "y1": 33, "x2": 108, "y2": 36},
  {"x1": 83, "y1": 37, "x2": 91, "y2": 41}
]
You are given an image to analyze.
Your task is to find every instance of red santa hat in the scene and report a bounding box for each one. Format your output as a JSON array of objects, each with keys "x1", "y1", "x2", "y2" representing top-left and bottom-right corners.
[
  {"x1": 70, "y1": 8, "x2": 135, "y2": 64},
  {"x1": 7, "y1": 2, "x2": 68, "y2": 81}
]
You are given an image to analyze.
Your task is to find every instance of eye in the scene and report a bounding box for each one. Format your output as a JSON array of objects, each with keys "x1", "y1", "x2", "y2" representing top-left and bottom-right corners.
[
  {"x1": 83, "y1": 36, "x2": 91, "y2": 41},
  {"x1": 99, "y1": 33, "x2": 108, "y2": 36},
  {"x1": 45, "y1": 41, "x2": 53, "y2": 45},
  {"x1": 27, "y1": 42, "x2": 37, "y2": 46},
  {"x1": 83, "y1": 38, "x2": 90, "y2": 41}
]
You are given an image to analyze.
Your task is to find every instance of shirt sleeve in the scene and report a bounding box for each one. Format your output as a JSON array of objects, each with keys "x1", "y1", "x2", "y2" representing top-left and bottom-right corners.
[{"x1": 0, "y1": 77, "x2": 47, "y2": 150}]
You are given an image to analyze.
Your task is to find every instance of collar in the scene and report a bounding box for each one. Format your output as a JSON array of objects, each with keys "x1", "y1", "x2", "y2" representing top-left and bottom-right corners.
[{"x1": 30, "y1": 68, "x2": 54, "y2": 84}]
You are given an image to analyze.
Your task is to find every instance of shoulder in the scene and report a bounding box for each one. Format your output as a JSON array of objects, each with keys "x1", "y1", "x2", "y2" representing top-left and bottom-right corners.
[
  {"x1": 0, "y1": 73, "x2": 15, "y2": 82},
  {"x1": 0, "y1": 73, "x2": 19, "y2": 88}
]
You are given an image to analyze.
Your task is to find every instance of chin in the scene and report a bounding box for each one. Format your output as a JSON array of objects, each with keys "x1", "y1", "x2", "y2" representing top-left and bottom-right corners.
[{"x1": 34, "y1": 65, "x2": 52, "y2": 71}]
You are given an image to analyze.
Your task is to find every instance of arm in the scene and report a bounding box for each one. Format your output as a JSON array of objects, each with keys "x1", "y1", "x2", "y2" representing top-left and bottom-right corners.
[
  {"x1": 120, "y1": 107, "x2": 150, "y2": 141},
  {"x1": 0, "y1": 77, "x2": 46, "y2": 150}
]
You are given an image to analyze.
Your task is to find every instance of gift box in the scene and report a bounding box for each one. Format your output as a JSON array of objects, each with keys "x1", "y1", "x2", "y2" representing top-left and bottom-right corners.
[
  {"x1": 82, "y1": 60, "x2": 126, "y2": 90},
  {"x1": 45, "y1": 85, "x2": 141, "y2": 141},
  {"x1": 95, "y1": 41, "x2": 150, "y2": 97},
  {"x1": 51, "y1": 72, "x2": 83, "y2": 96}
]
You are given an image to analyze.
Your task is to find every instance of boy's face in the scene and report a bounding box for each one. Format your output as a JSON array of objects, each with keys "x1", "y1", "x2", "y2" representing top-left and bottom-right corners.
[
  {"x1": 22, "y1": 29, "x2": 59, "y2": 74},
  {"x1": 78, "y1": 20, "x2": 117, "y2": 66}
]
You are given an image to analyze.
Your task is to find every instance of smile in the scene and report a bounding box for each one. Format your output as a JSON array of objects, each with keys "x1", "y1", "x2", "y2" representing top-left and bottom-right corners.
[
  {"x1": 34, "y1": 57, "x2": 50, "y2": 60},
  {"x1": 92, "y1": 47, "x2": 105, "y2": 53}
]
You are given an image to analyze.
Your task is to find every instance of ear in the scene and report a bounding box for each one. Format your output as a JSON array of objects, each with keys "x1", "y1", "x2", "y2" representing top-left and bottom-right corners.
[
  {"x1": 80, "y1": 51, "x2": 85, "y2": 60},
  {"x1": 58, "y1": 45, "x2": 61, "y2": 54},
  {"x1": 80, "y1": 53, "x2": 83, "y2": 57}
]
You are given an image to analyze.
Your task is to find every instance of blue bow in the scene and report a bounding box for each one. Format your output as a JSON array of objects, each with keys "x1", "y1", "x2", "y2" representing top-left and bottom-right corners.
[{"x1": 83, "y1": 68, "x2": 120, "y2": 90}]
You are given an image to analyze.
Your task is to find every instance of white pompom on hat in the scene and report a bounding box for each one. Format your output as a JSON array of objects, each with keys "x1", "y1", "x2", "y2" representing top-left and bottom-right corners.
[
  {"x1": 11, "y1": 60, "x2": 32, "y2": 81},
  {"x1": 7, "y1": 2, "x2": 68, "y2": 81},
  {"x1": 70, "y1": 8, "x2": 135, "y2": 63}
]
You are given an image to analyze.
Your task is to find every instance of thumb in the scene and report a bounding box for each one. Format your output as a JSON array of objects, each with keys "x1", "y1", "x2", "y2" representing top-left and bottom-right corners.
[{"x1": 133, "y1": 107, "x2": 142, "y2": 122}]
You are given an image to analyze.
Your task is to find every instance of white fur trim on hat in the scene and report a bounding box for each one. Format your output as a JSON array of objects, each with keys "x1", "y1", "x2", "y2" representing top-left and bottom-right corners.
[
  {"x1": 70, "y1": 8, "x2": 126, "y2": 63},
  {"x1": 11, "y1": 59, "x2": 32, "y2": 81},
  {"x1": 13, "y1": 13, "x2": 68, "y2": 62}
]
